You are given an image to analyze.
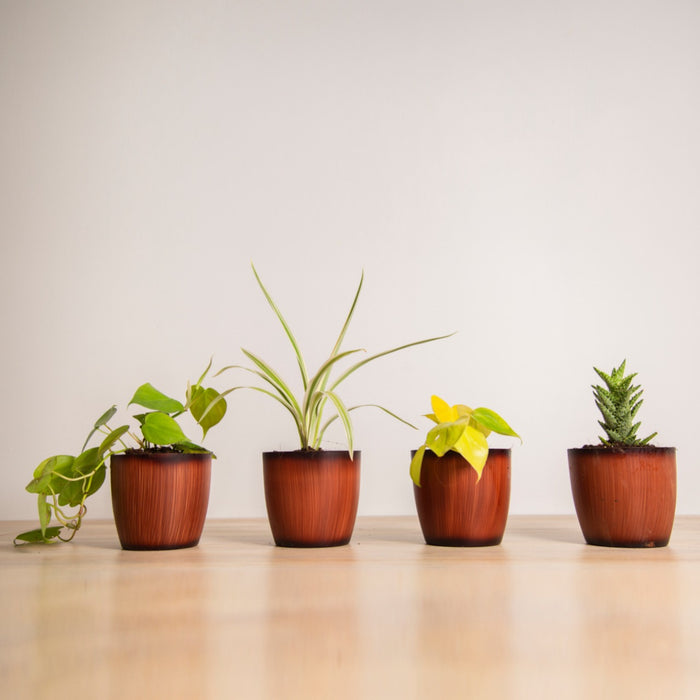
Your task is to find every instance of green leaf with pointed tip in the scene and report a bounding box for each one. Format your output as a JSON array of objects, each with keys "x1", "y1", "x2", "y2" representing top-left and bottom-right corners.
[
  {"x1": 425, "y1": 420, "x2": 467, "y2": 457},
  {"x1": 58, "y1": 479, "x2": 84, "y2": 508},
  {"x1": 141, "y1": 412, "x2": 189, "y2": 446},
  {"x1": 38, "y1": 495, "x2": 51, "y2": 536},
  {"x1": 73, "y1": 447, "x2": 100, "y2": 476},
  {"x1": 82, "y1": 405, "x2": 118, "y2": 450},
  {"x1": 15, "y1": 526, "x2": 63, "y2": 544},
  {"x1": 471, "y1": 407, "x2": 521, "y2": 440},
  {"x1": 85, "y1": 465, "x2": 107, "y2": 497},
  {"x1": 453, "y1": 425, "x2": 489, "y2": 479},
  {"x1": 27, "y1": 455, "x2": 75, "y2": 494},
  {"x1": 410, "y1": 445, "x2": 427, "y2": 487},
  {"x1": 33, "y1": 454, "x2": 72, "y2": 480},
  {"x1": 129, "y1": 384, "x2": 184, "y2": 414},
  {"x1": 98, "y1": 425, "x2": 130, "y2": 457},
  {"x1": 48, "y1": 457, "x2": 80, "y2": 495},
  {"x1": 189, "y1": 387, "x2": 227, "y2": 439},
  {"x1": 171, "y1": 441, "x2": 212, "y2": 454}
]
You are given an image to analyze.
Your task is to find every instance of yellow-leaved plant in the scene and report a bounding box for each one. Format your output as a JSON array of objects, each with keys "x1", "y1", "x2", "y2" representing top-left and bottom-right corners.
[{"x1": 410, "y1": 395, "x2": 520, "y2": 487}]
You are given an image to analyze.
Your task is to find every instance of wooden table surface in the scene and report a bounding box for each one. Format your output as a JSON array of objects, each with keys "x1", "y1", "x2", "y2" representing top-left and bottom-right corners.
[{"x1": 2, "y1": 516, "x2": 699, "y2": 699}]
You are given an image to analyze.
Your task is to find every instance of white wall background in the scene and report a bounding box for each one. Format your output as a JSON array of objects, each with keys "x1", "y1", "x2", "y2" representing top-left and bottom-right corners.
[{"x1": 1, "y1": 0, "x2": 698, "y2": 522}]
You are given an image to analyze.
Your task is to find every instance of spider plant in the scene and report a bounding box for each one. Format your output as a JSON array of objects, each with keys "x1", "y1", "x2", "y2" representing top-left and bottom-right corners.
[{"x1": 218, "y1": 264, "x2": 452, "y2": 456}]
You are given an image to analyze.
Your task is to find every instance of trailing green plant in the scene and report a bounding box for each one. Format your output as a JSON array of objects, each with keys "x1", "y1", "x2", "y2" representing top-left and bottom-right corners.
[
  {"x1": 218, "y1": 264, "x2": 452, "y2": 456},
  {"x1": 15, "y1": 360, "x2": 231, "y2": 545},
  {"x1": 410, "y1": 395, "x2": 520, "y2": 486},
  {"x1": 592, "y1": 360, "x2": 657, "y2": 447}
]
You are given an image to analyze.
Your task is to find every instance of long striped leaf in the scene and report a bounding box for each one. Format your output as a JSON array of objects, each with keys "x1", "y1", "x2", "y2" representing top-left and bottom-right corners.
[
  {"x1": 326, "y1": 270, "x2": 363, "y2": 363},
  {"x1": 217, "y1": 364, "x2": 299, "y2": 411},
  {"x1": 319, "y1": 391, "x2": 354, "y2": 457},
  {"x1": 302, "y1": 348, "x2": 364, "y2": 421},
  {"x1": 317, "y1": 403, "x2": 417, "y2": 445},
  {"x1": 329, "y1": 332, "x2": 455, "y2": 391},
  {"x1": 231, "y1": 385, "x2": 306, "y2": 446},
  {"x1": 241, "y1": 349, "x2": 303, "y2": 419},
  {"x1": 252, "y1": 264, "x2": 309, "y2": 389},
  {"x1": 309, "y1": 272, "x2": 364, "y2": 442}
]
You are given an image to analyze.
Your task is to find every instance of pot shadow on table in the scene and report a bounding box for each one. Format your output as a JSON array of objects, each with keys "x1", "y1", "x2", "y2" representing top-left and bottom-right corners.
[
  {"x1": 201, "y1": 519, "x2": 277, "y2": 547},
  {"x1": 502, "y1": 516, "x2": 586, "y2": 546},
  {"x1": 351, "y1": 518, "x2": 426, "y2": 546}
]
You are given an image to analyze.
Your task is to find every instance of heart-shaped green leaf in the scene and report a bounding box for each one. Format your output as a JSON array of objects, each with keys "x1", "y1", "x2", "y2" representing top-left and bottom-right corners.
[
  {"x1": 426, "y1": 420, "x2": 467, "y2": 457},
  {"x1": 189, "y1": 387, "x2": 227, "y2": 439},
  {"x1": 141, "y1": 412, "x2": 188, "y2": 446},
  {"x1": 471, "y1": 407, "x2": 520, "y2": 440},
  {"x1": 15, "y1": 526, "x2": 63, "y2": 544},
  {"x1": 98, "y1": 425, "x2": 130, "y2": 457},
  {"x1": 85, "y1": 465, "x2": 106, "y2": 497},
  {"x1": 129, "y1": 384, "x2": 184, "y2": 414},
  {"x1": 27, "y1": 455, "x2": 75, "y2": 494},
  {"x1": 453, "y1": 425, "x2": 489, "y2": 479}
]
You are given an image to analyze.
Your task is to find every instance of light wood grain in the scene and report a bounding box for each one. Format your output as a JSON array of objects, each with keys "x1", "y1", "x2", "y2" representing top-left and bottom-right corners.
[{"x1": 2, "y1": 516, "x2": 699, "y2": 699}]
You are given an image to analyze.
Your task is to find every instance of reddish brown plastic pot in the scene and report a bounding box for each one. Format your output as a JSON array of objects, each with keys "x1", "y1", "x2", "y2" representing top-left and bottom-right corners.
[
  {"x1": 568, "y1": 446, "x2": 676, "y2": 547},
  {"x1": 263, "y1": 450, "x2": 360, "y2": 547},
  {"x1": 413, "y1": 449, "x2": 511, "y2": 546},
  {"x1": 110, "y1": 451, "x2": 212, "y2": 550}
]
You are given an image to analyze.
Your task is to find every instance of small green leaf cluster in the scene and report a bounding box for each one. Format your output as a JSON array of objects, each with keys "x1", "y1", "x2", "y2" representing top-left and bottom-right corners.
[
  {"x1": 593, "y1": 360, "x2": 657, "y2": 447},
  {"x1": 410, "y1": 395, "x2": 520, "y2": 487},
  {"x1": 15, "y1": 361, "x2": 230, "y2": 545},
  {"x1": 218, "y1": 264, "x2": 452, "y2": 457}
]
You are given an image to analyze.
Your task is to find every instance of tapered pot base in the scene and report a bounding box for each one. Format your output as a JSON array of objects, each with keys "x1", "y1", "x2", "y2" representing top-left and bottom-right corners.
[
  {"x1": 413, "y1": 449, "x2": 511, "y2": 547},
  {"x1": 568, "y1": 447, "x2": 676, "y2": 548},
  {"x1": 111, "y1": 452, "x2": 211, "y2": 551},
  {"x1": 263, "y1": 451, "x2": 360, "y2": 548}
]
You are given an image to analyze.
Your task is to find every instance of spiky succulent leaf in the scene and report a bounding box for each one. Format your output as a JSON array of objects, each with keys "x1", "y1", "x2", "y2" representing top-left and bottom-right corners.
[{"x1": 592, "y1": 360, "x2": 657, "y2": 447}]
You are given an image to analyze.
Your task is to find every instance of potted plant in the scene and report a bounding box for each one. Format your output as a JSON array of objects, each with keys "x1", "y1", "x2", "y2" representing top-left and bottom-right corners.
[
  {"x1": 568, "y1": 360, "x2": 676, "y2": 548},
  {"x1": 219, "y1": 265, "x2": 451, "y2": 548},
  {"x1": 15, "y1": 360, "x2": 231, "y2": 550},
  {"x1": 410, "y1": 395, "x2": 520, "y2": 546}
]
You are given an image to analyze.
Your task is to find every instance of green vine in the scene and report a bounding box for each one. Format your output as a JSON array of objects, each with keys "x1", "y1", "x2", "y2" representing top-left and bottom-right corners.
[{"x1": 15, "y1": 359, "x2": 231, "y2": 545}]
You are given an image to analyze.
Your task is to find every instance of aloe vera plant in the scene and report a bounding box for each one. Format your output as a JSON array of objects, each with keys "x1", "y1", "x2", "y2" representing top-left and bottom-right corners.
[
  {"x1": 593, "y1": 360, "x2": 657, "y2": 447},
  {"x1": 16, "y1": 360, "x2": 231, "y2": 545},
  {"x1": 410, "y1": 395, "x2": 520, "y2": 486},
  {"x1": 218, "y1": 265, "x2": 452, "y2": 456}
]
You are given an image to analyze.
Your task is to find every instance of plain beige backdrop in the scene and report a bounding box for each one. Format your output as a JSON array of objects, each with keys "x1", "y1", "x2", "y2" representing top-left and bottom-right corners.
[{"x1": 1, "y1": 0, "x2": 698, "y2": 520}]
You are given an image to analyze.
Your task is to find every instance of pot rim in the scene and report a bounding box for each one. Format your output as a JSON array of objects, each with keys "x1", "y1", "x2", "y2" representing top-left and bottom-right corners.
[
  {"x1": 263, "y1": 449, "x2": 360, "y2": 459},
  {"x1": 568, "y1": 446, "x2": 676, "y2": 455},
  {"x1": 110, "y1": 451, "x2": 213, "y2": 464},
  {"x1": 410, "y1": 447, "x2": 512, "y2": 458}
]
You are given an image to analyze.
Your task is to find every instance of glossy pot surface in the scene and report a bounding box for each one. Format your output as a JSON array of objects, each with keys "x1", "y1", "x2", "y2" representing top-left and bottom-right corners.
[
  {"x1": 568, "y1": 447, "x2": 676, "y2": 547},
  {"x1": 263, "y1": 450, "x2": 360, "y2": 547},
  {"x1": 413, "y1": 449, "x2": 511, "y2": 546},
  {"x1": 111, "y1": 452, "x2": 211, "y2": 550}
]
